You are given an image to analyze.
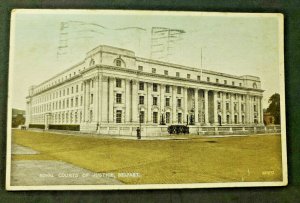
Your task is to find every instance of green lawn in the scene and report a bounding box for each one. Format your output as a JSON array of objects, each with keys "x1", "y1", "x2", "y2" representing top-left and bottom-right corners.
[{"x1": 12, "y1": 130, "x2": 283, "y2": 184}]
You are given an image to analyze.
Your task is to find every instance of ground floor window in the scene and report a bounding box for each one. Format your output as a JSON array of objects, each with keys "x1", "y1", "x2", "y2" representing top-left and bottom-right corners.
[
  {"x1": 116, "y1": 110, "x2": 122, "y2": 123},
  {"x1": 226, "y1": 115, "x2": 230, "y2": 124},
  {"x1": 139, "y1": 111, "x2": 145, "y2": 123},
  {"x1": 242, "y1": 115, "x2": 245, "y2": 124},
  {"x1": 166, "y1": 112, "x2": 170, "y2": 123},
  {"x1": 153, "y1": 112, "x2": 158, "y2": 123},
  {"x1": 178, "y1": 113, "x2": 182, "y2": 123},
  {"x1": 234, "y1": 115, "x2": 238, "y2": 124}
]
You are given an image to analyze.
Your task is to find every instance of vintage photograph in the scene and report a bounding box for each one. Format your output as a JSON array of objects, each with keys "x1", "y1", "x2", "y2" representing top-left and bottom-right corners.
[{"x1": 6, "y1": 9, "x2": 287, "y2": 190}]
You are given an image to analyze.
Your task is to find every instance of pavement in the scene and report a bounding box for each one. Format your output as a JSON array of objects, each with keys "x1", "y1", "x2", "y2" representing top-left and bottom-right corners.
[{"x1": 10, "y1": 144, "x2": 123, "y2": 186}]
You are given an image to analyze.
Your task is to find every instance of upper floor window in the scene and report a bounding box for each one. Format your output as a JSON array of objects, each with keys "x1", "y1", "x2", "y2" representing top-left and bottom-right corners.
[
  {"x1": 138, "y1": 65, "x2": 143, "y2": 71},
  {"x1": 164, "y1": 70, "x2": 168, "y2": 75},
  {"x1": 139, "y1": 82, "x2": 144, "y2": 90},
  {"x1": 177, "y1": 87, "x2": 182, "y2": 94},
  {"x1": 139, "y1": 96, "x2": 144, "y2": 105},
  {"x1": 116, "y1": 93, "x2": 122, "y2": 103},
  {"x1": 253, "y1": 82, "x2": 257, "y2": 89},
  {"x1": 224, "y1": 80, "x2": 227, "y2": 85},
  {"x1": 116, "y1": 78, "x2": 122, "y2": 88},
  {"x1": 116, "y1": 59, "x2": 122, "y2": 67},
  {"x1": 207, "y1": 77, "x2": 210, "y2": 82},
  {"x1": 187, "y1": 74, "x2": 191, "y2": 79},
  {"x1": 153, "y1": 97, "x2": 158, "y2": 105},
  {"x1": 232, "y1": 81, "x2": 235, "y2": 86},
  {"x1": 239, "y1": 83, "x2": 242, "y2": 87},
  {"x1": 216, "y1": 78, "x2": 219, "y2": 83},
  {"x1": 197, "y1": 76, "x2": 201, "y2": 81},
  {"x1": 177, "y1": 99, "x2": 182, "y2": 107},
  {"x1": 153, "y1": 83, "x2": 158, "y2": 92},
  {"x1": 152, "y1": 68, "x2": 156, "y2": 73},
  {"x1": 165, "y1": 85, "x2": 170, "y2": 93},
  {"x1": 165, "y1": 98, "x2": 170, "y2": 106},
  {"x1": 217, "y1": 92, "x2": 221, "y2": 98},
  {"x1": 176, "y1": 72, "x2": 180, "y2": 77},
  {"x1": 89, "y1": 59, "x2": 95, "y2": 66}
]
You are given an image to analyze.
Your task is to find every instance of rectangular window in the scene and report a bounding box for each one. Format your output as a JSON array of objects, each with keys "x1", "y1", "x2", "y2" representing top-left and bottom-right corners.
[
  {"x1": 218, "y1": 92, "x2": 221, "y2": 98},
  {"x1": 187, "y1": 74, "x2": 191, "y2": 79},
  {"x1": 165, "y1": 98, "x2": 170, "y2": 107},
  {"x1": 116, "y1": 93, "x2": 122, "y2": 103},
  {"x1": 153, "y1": 112, "x2": 158, "y2": 124},
  {"x1": 234, "y1": 103, "x2": 237, "y2": 111},
  {"x1": 116, "y1": 110, "x2": 122, "y2": 123},
  {"x1": 176, "y1": 72, "x2": 180, "y2": 77},
  {"x1": 75, "y1": 97, "x2": 78, "y2": 107},
  {"x1": 207, "y1": 77, "x2": 210, "y2": 82},
  {"x1": 239, "y1": 83, "x2": 242, "y2": 87},
  {"x1": 81, "y1": 96, "x2": 83, "y2": 106},
  {"x1": 164, "y1": 70, "x2": 168, "y2": 75},
  {"x1": 254, "y1": 105, "x2": 257, "y2": 112},
  {"x1": 90, "y1": 94, "x2": 93, "y2": 104},
  {"x1": 71, "y1": 87, "x2": 74, "y2": 94},
  {"x1": 226, "y1": 103, "x2": 229, "y2": 111},
  {"x1": 197, "y1": 76, "x2": 201, "y2": 81},
  {"x1": 218, "y1": 102, "x2": 221, "y2": 110},
  {"x1": 139, "y1": 96, "x2": 144, "y2": 105},
  {"x1": 177, "y1": 86, "x2": 181, "y2": 94},
  {"x1": 116, "y1": 78, "x2": 122, "y2": 87},
  {"x1": 241, "y1": 104, "x2": 244, "y2": 111},
  {"x1": 232, "y1": 81, "x2": 235, "y2": 86},
  {"x1": 153, "y1": 97, "x2": 158, "y2": 105},
  {"x1": 138, "y1": 65, "x2": 143, "y2": 71},
  {"x1": 139, "y1": 82, "x2": 144, "y2": 90},
  {"x1": 178, "y1": 113, "x2": 182, "y2": 123},
  {"x1": 177, "y1": 99, "x2": 181, "y2": 107},
  {"x1": 152, "y1": 68, "x2": 156, "y2": 73},
  {"x1": 226, "y1": 93, "x2": 229, "y2": 99},
  {"x1": 224, "y1": 80, "x2": 227, "y2": 85},
  {"x1": 166, "y1": 112, "x2": 170, "y2": 123},
  {"x1": 153, "y1": 83, "x2": 158, "y2": 92},
  {"x1": 216, "y1": 78, "x2": 219, "y2": 83},
  {"x1": 76, "y1": 85, "x2": 78, "y2": 92},
  {"x1": 139, "y1": 111, "x2": 145, "y2": 123},
  {"x1": 165, "y1": 85, "x2": 170, "y2": 93}
]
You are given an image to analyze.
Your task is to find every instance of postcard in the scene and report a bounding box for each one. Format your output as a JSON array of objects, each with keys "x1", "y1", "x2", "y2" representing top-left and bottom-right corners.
[{"x1": 6, "y1": 9, "x2": 287, "y2": 190}]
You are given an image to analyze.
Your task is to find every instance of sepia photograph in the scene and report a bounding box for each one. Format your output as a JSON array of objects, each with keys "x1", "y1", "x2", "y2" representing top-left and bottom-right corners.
[{"x1": 6, "y1": 9, "x2": 287, "y2": 190}]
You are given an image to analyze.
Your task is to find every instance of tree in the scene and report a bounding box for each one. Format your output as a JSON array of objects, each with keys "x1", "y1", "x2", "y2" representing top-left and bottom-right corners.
[{"x1": 266, "y1": 93, "x2": 280, "y2": 124}]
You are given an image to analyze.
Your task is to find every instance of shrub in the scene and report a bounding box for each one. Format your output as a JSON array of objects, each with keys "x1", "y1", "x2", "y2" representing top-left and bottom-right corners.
[
  {"x1": 48, "y1": 124, "x2": 80, "y2": 131},
  {"x1": 167, "y1": 125, "x2": 189, "y2": 134},
  {"x1": 28, "y1": 124, "x2": 45, "y2": 129}
]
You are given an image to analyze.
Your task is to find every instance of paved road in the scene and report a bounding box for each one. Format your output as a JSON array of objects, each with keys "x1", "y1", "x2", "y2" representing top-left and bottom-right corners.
[{"x1": 11, "y1": 144, "x2": 123, "y2": 186}]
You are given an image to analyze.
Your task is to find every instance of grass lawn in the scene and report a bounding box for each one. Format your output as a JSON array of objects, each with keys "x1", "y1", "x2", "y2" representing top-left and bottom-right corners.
[{"x1": 11, "y1": 130, "x2": 283, "y2": 184}]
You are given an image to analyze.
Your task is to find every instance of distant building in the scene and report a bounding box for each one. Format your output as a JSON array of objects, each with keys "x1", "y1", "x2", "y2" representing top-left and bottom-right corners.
[{"x1": 26, "y1": 45, "x2": 264, "y2": 134}]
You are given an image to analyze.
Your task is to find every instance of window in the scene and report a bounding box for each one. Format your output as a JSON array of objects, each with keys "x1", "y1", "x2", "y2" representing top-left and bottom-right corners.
[
  {"x1": 71, "y1": 99, "x2": 74, "y2": 107},
  {"x1": 90, "y1": 94, "x2": 93, "y2": 104},
  {"x1": 116, "y1": 93, "x2": 122, "y2": 103},
  {"x1": 234, "y1": 103, "x2": 237, "y2": 111},
  {"x1": 216, "y1": 78, "x2": 219, "y2": 83},
  {"x1": 139, "y1": 111, "x2": 145, "y2": 123},
  {"x1": 166, "y1": 112, "x2": 170, "y2": 123},
  {"x1": 165, "y1": 98, "x2": 170, "y2": 107},
  {"x1": 153, "y1": 112, "x2": 158, "y2": 124},
  {"x1": 176, "y1": 72, "x2": 180, "y2": 77},
  {"x1": 138, "y1": 65, "x2": 143, "y2": 71},
  {"x1": 165, "y1": 85, "x2": 170, "y2": 93},
  {"x1": 139, "y1": 96, "x2": 144, "y2": 105},
  {"x1": 224, "y1": 80, "x2": 227, "y2": 85},
  {"x1": 197, "y1": 76, "x2": 201, "y2": 81},
  {"x1": 218, "y1": 102, "x2": 221, "y2": 110},
  {"x1": 71, "y1": 87, "x2": 74, "y2": 94},
  {"x1": 226, "y1": 115, "x2": 230, "y2": 123},
  {"x1": 226, "y1": 93, "x2": 229, "y2": 99},
  {"x1": 80, "y1": 96, "x2": 83, "y2": 106},
  {"x1": 226, "y1": 103, "x2": 229, "y2": 111},
  {"x1": 253, "y1": 82, "x2": 257, "y2": 88},
  {"x1": 164, "y1": 70, "x2": 168, "y2": 75},
  {"x1": 116, "y1": 59, "x2": 121, "y2": 67},
  {"x1": 178, "y1": 113, "x2": 182, "y2": 123},
  {"x1": 241, "y1": 104, "x2": 244, "y2": 111},
  {"x1": 241, "y1": 95, "x2": 244, "y2": 101},
  {"x1": 232, "y1": 81, "x2": 235, "y2": 86},
  {"x1": 153, "y1": 97, "x2": 158, "y2": 105},
  {"x1": 239, "y1": 83, "x2": 242, "y2": 87},
  {"x1": 75, "y1": 112, "x2": 78, "y2": 123},
  {"x1": 139, "y1": 82, "x2": 144, "y2": 90},
  {"x1": 207, "y1": 77, "x2": 210, "y2": 82},
  {"x1": 116, "y1": 78, "x2": 122, "y2": 87},
  {"x1": 116, "y1": 110, "x2": 122, "y2": 123},
  {"x1": 152, "y1": 68, "x2": 156, "y2": 73},
  {"x1": 177, "y1": 86, "x2": 181, "y2": 94},
  {"x1": 75, "y1": 97, "x2": 78, "y2": 107},
  {"x1": 254, "y1": 105, "x2": 257, "y2": 112},
  {"x1": 234, "y1": 94, "x2": 237, "y2": 100},
  {"x1": 177, "y1": 99, "x2": 182, "y2": 107},
  {"x1": 153, "y1": 83, "x2": 158, "y2": 92},
  {"x1": 187, "y1": 74, "x2": 191, "y2": 79},
  {"x1": 218, "y1": 92, "x2": 221, "y2": 98}
]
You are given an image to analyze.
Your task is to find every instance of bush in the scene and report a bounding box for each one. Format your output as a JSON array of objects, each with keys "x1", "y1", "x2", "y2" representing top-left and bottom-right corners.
[
  {"x1": 48, "y1": 125, "x2": 80, "y2": 131},
  {"x1": 167, "y1": 125, "x2": 189, "y2": 135},
  {"x1": 29, "y1": 124, "x2": 45, "y2": 129}
]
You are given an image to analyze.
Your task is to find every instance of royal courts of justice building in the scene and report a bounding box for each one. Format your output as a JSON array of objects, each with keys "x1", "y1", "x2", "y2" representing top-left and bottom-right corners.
[{"x1": 25, "y1": 45, "x2": 265, "y2": 136}]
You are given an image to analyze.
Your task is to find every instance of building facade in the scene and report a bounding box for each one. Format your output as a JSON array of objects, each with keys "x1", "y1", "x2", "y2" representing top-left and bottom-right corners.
[{"x1": 26, "y1": 45, "x2": 264, "y2": 135}]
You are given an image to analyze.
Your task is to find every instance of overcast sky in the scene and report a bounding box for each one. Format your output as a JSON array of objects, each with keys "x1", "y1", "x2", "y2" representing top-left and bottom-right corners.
[{"x1": 9, "y1": 10, "x2": 283, "y2": 110}]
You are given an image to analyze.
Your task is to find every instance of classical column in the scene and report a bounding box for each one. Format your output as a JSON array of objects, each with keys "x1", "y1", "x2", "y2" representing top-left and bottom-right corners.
[
  {"x1": 147, "y1": 83, "x2": 152, "y2": 123},
  {"x1": 160, "y1": 84, "x2": 165, "y2": 123},
  {"x1": 125, "y1": 79, "x2": 131, "y2": 123},
  {"x1": 204, "y1": 89, "x2": 209, "y2": 125},
  {"x1": 97, "y1": 75, "x2": 102, "y2": 123},
  {"x1": 101, "y1": 76, "x2": 108, "y2": 123},
  {"x1": 183, "y1": 87, "x2": 188, "y2": 123},
  {"x1": 245, "y1": 94, "x2": 250, "y2": 124},
  {"x1": 222, "y1": 92, "x2": 227, "y2": 124},
  {"x1": 230, "y1": 93, "x2": 235, "y2": 124},
  {"x1": 131, "y1": 80, "x2": 138, "y2": 122},
  {"x1": 213, "y1": 90, "x2": 218, "y2": 125},
  {"x1": 194, "y1": 89, "x2": 199, "y2": 124},
  {"x1": 249, "y1": 96, "x2": 253, "y2": 124},
  {"x1": 238, "y1": 94, "x2": 242, "y2": 124},
  {"x1": 260, "y1": 97, "x2": 264, "y2": 124},
  {"x1": 108, "y1": 77, "x2": 114, "y2": 123},
  {"x1": 172, "y1": 85, "x2": 177, "y2": 123},
  {"x1": 95, "y1": 76, "x2": 100, "y2": 123}
]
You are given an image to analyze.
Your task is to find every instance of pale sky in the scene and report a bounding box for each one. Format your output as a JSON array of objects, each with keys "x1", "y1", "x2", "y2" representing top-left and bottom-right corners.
[{"x1": 9, "y1": 10, "x2": 283, "y2": 110}]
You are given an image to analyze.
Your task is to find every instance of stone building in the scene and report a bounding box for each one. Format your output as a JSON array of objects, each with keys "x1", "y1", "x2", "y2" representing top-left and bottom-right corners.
[{"x1": 26, "y1": 45, "x2": 264, "y2": 135}]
